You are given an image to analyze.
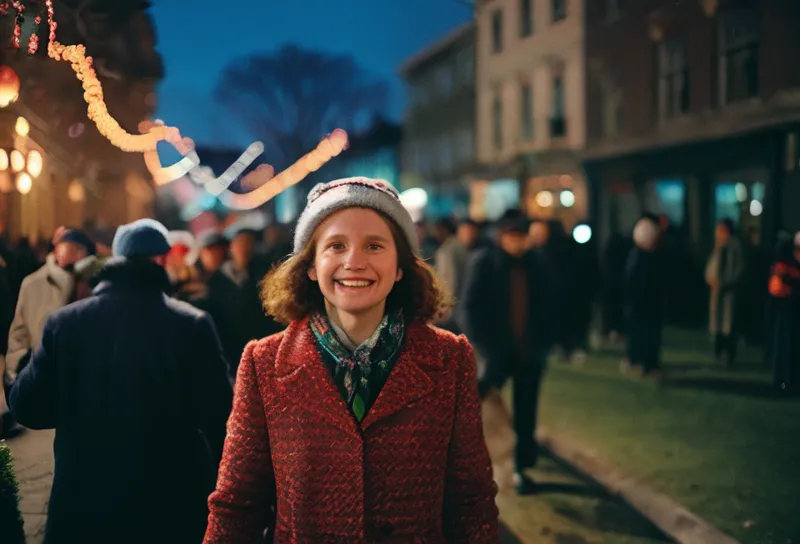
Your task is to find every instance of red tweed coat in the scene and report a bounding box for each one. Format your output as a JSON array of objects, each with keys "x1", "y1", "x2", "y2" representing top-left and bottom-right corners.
[{"x1": 204, "y1": 316, "x2": 499, "y2": 543}]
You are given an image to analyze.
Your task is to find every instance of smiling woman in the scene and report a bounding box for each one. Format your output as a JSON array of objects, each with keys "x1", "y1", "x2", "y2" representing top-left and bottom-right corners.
[{"x1": 204, "y1": 176, "x2": 499, "y2": 543}]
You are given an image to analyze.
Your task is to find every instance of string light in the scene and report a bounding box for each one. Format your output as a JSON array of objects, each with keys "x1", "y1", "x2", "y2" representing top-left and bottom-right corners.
[{"x1": 37, "y1": 0, "x2": 351, "y2": 209}]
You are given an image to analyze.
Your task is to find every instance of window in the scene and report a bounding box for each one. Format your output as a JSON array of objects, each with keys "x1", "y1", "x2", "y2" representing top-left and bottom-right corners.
[
  {"x1": 491, "y1": 9, "x2": 503, "y2": 53},
  {"x1": 552, "y1": 0, "x2": 566, "y2": 22},
  {"x1": 719, "y1": 11, "x2": 759, "y2": 104},
  {"x1": 550, "y1": 75, "x2": 566, "y2": 137},
  {"x1": 493, "y1": 95, "x2": 503, "y2": 150},
  {"x1": 658, "y1": 40, "x2": 690, "y2": 119},
  {"x1": 457, "y1": 45, "x2": 474, "y2": 85},
  {"x1": 435, "y1": 66, "x2": 453, "y2": 96},
  {"x1": 601, "y1": 84, "x2": 623, "y2": 138},
  {"x1": 520, "y1": 83, "x2": 533, "y2": 140},
  {"x1": 520, "y1": 0, "x2": 533, "y2": 37}
]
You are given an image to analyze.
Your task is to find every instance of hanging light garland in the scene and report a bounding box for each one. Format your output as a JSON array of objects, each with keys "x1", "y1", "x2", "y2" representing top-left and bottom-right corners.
[{"x1": 8, "y1": 0, "x2": 350, "y2": 210}]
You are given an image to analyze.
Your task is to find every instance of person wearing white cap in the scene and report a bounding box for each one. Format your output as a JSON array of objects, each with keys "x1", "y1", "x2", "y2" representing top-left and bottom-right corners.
[{"x1": 205, "y1": 177, "x2": 498, "y2": 542}]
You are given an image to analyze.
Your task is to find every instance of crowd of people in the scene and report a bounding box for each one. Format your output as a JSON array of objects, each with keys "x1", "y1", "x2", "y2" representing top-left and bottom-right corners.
[{"x1": 0, "y1": 175, "x2": 796, "y2": 542}]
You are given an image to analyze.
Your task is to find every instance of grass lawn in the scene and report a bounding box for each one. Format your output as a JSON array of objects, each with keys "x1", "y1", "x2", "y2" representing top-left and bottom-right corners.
[{"x1": 537, "y1": 332, "x2": 800, "y2": 544}]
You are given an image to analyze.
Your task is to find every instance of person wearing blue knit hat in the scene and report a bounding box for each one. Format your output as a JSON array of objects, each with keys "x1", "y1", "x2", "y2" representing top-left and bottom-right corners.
[{"x1": 9, "y1": 217, "x2": 234, "y2": 544}]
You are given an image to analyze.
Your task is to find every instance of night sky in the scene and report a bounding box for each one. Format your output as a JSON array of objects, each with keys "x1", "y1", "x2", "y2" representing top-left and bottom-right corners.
[{"x1": 151, "y1": 0, "x2": 471, "y2": 148}]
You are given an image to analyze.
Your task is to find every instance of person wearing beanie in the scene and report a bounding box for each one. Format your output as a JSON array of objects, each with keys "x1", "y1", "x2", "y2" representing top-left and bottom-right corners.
[
  {"x1": 205, "y1": 177, "x2": 499, "y2": 542},
  {"x1": 9, "y1": 218, "x2": 233, "y2": 544},
  {"x1": 457, "y1": 206, "x2": 552, "y2": 495}
]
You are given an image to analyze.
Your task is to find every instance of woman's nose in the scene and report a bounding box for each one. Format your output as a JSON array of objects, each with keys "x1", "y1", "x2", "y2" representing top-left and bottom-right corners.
[{"x1": 343, "y1": 248, "x2": 367, "y2": 269}]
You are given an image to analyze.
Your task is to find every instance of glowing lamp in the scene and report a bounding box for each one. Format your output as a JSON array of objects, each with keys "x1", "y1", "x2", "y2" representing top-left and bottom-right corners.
[
  {"x1": 10, "y1": 150, "x2": 25, "y2": 172},
  {"x1": 15, "y1": 117, "x2": 29, "y2": 137},
  {"x1": 573, "y1": 224, "x2": 592, "y2": 244},
  {"x1": 535, "y1": 191, "x2": 554, "y2": 208},
  {"x1": 0, "y1": 150, "x2": 8, "y2": 171},
  {"x1": 0, "y1": 66, "x2": 20, "y2": 108},
  {"x1": 67, "y1": 179, "x2": 85, "y2": 202},
  {"x1": 16, "y1": 172, "x2": 32, "y2": 195},
  {"x1": 560, "y1": 190, "x2": 575, "y2": 208},
  {"x1": 26, "y1": 150, "x2": 43, "y2": 178}
]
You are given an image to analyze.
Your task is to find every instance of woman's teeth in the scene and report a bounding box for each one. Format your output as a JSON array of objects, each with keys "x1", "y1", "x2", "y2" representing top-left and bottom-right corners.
[{"x1": 336, "y1": 280, "x2": 372, "y2": 287}]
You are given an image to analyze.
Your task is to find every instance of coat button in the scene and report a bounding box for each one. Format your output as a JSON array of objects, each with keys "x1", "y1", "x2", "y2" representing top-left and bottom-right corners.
[{"x1": 380, "y1": 523, "x2": 394, "y2": 537}]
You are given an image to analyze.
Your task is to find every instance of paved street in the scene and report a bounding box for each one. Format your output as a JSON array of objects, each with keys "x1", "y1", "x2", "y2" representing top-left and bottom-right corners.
[{"x1": 5, "y1": 426, "x2": 667, "y2": 543}]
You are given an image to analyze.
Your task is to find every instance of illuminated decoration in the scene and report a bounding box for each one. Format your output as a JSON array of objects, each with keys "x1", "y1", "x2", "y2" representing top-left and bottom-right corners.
[
  {"x1": 15, "y1": 116, "x2": 29, "y2": 136},
  {"x1": 15, "y1": 171, "x2": 31, "y2": 194},
  {"x1": 0, "y1": 65, "x2": 20, "y2": 107},
  {"x1": 572, "y1": 224, "x2": 592, "y2": 244},
  {"x1": 0, "y1": 150, "x2": 7, "y2": 170},
  {"x1": 0, "y1": 0, "x2": 352, "y2": 210},
  {"x1": 26, "y1": 149, "x2": 42, "y2": 178},
  {"x1": 399, "y1": 188, "x2": 429, "y2": 223},
  {"x1": 67, "y1": 179, "x2": 85, "y2": 202},
  {"x1": 9, "y1": 149, "x2": 24, "y2": 172},
  {"x1": 750, "y1": 200, "x2": 763, "y2": 217},
  {"x1": 535, "y1": 190, "x2": 554, "y2": 208},
  {"x1": 559, "y1": 190, "x2": 575, "y2": 208}
]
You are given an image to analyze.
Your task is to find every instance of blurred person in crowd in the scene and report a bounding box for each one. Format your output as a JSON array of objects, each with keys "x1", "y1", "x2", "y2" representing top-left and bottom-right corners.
[
  {"x1": 190, "y1": 230, "x2": 243, "y2": 377},
  {"x1": 223, "y1": 226, "x2": 282, "y2": 353},
  {"x1": 165, "y1": 231, "x2": 205, "y2": 301},
  {"x1": 623, "y1": 214, "x2": 666, "y2": 378},
  {"x1": 260, "y1": 222, "x2": 292, "y2": 267},
  {"x1": 9, "y1": 218, "x2": 233, "y2": 544},
  {"x1": 459, "y1": 208, "x2": 551, "y2": 495},
  {"x1": 705, "y1": 218, "x2": 746, "y2": 367},
  {"x1": 415, "y1": 219, "x2": 440, "y2": 263},
  {"x1": 4, "y1": 228, "x2": 96, "y2": 384},
  {"x1": 528, "y1": 219, "x2": 584, "y2": 364},
  {"x1": 205, "y1": 178, "x2": 498, "y2": 542},
  {"x1": 766, "y1": 232, "x2": 800, "y2": 394}
]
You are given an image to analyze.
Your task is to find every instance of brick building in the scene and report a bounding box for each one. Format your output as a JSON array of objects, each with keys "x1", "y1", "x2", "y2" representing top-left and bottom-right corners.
[{"x1": 584, "y1": 0, "x2": 800, "y2": 255}]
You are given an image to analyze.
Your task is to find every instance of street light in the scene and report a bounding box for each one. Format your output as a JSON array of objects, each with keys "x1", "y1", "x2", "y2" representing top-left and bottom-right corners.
[
  {"x1": 0, "y1": 66, "x2": 20, "y2": 108},
  {"x1": 15, "y1": 172, "x2": 31, "y2": 194},
  {"x1": 0, "y1": 146, "x2": 44, "y2": 194}
]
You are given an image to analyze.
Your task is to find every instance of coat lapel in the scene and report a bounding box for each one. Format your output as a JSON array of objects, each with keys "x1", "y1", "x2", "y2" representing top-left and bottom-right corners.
[
  {"x1": 273, "y1": 319, "x2": 360, "y2": 436},
  {"x1": 361, "y1": 323, "x2": 438, "y2": 431}
]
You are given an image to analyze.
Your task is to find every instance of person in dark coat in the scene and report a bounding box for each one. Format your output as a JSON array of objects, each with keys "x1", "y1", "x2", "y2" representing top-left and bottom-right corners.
[
  {"x1": 623, "y1": 214, "x2": 666, "y2": 377},
  {"x1": 458, "y1": 208, "x2": 552, "y2": 495},
  {"x1": 190, "y1": 230, "x2": 244, "y2": 377},
  {"x1": 767, "y1": 232, "x2": 800, "y2": 394},
  {"x1": 9, "y1": 218, "x2": 233, "y2": 544}
]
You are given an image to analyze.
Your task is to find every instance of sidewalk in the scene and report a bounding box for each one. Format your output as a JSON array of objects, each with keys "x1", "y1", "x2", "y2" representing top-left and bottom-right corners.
[
  {"x1": 6, "y1": 426, "x2": 666, "y2": 543},
  {"x1": 536, "y1": 335, "x2": 800, "y2": 544},
  {"x1": 5, "y1": 429, "x2": 54, "y2": 544}
]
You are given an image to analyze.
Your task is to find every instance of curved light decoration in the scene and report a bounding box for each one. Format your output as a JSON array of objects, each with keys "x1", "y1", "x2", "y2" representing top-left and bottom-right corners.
[
  {"x1": 39, "y1": 0, "x2": 349, "y2": 210},
  {"x1": 16, "y1": 172, "x2": 32, "y2": 195}
]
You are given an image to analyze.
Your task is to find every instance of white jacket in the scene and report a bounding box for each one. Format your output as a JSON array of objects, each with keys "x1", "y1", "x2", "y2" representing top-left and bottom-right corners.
[{"x1": 0, "y1": 254, "x2": 74, "y2": 415}]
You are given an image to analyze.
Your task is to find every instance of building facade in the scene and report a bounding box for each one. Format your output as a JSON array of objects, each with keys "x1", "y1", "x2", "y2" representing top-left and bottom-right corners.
[
  {"x1": 399, "y1": 22, "x2": 476, "y2": 219},
  {"x1": 0, "y1": 0, "x2": 163, "y2": 244},
  {"x1": 474, "y1": 0, "x2": 588, "y2": 227},
  {"x1": 584, "y1": 0, "x2": 800, "y2": 254}
]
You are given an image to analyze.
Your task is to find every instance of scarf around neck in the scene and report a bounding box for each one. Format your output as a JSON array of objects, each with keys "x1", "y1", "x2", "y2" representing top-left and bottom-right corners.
[{"x1": 309, "y1": 309, "x2": 405, "y2": 421}]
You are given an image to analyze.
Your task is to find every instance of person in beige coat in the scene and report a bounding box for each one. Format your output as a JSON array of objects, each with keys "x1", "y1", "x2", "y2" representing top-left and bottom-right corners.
[{"x1": 0, "y1": 229, "x2": 96, "y2": 425}]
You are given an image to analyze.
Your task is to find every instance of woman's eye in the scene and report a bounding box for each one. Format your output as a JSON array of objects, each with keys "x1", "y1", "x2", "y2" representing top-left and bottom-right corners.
[
  {"x1": 367, "y1": 243, "x2": 383, "y2": 251},
  {"x1": 329, "y1": 242, "x2": 345, "y2": 250}
]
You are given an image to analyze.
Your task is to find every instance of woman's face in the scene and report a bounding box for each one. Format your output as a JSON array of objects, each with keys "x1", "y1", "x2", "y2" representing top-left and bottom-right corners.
[{"x1": 308, "y1": 208, "x2": 403, "y2": 319}]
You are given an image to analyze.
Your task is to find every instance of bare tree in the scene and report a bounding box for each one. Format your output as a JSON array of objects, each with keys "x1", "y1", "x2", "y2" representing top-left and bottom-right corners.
[{"x1": 215, "y1": 44, "x2": 390, "y2": 194}]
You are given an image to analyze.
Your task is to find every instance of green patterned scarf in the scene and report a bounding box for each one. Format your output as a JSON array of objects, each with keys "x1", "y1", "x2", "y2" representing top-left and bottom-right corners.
[{"x1": 309, "y1": 309, "x2": 405, "y2": 421}]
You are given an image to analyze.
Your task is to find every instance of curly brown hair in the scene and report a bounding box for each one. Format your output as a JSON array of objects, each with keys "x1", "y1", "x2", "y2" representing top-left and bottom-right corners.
[{"x1": 260, "y1": 209, "x2": 452, "y2": 325}]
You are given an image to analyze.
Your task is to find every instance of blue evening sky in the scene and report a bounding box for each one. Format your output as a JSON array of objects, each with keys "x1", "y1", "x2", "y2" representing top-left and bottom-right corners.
[{"x1": 150, "y1": 0, "x2": 472, "y2": 148}]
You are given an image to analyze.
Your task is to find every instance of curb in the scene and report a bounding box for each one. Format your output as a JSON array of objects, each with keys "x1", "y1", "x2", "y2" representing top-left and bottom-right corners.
[{"x1": 537, "y1": 429, "x2": 741, "y2": 544}]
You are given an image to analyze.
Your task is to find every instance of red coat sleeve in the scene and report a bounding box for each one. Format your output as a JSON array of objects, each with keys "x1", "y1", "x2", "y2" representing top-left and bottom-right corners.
[
  {"x1": 204, "y1": 340, "x2": 276, "y2": 543},
  {"x1": 442, "y1": 335, "x2": 500, "y2": 542}
]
